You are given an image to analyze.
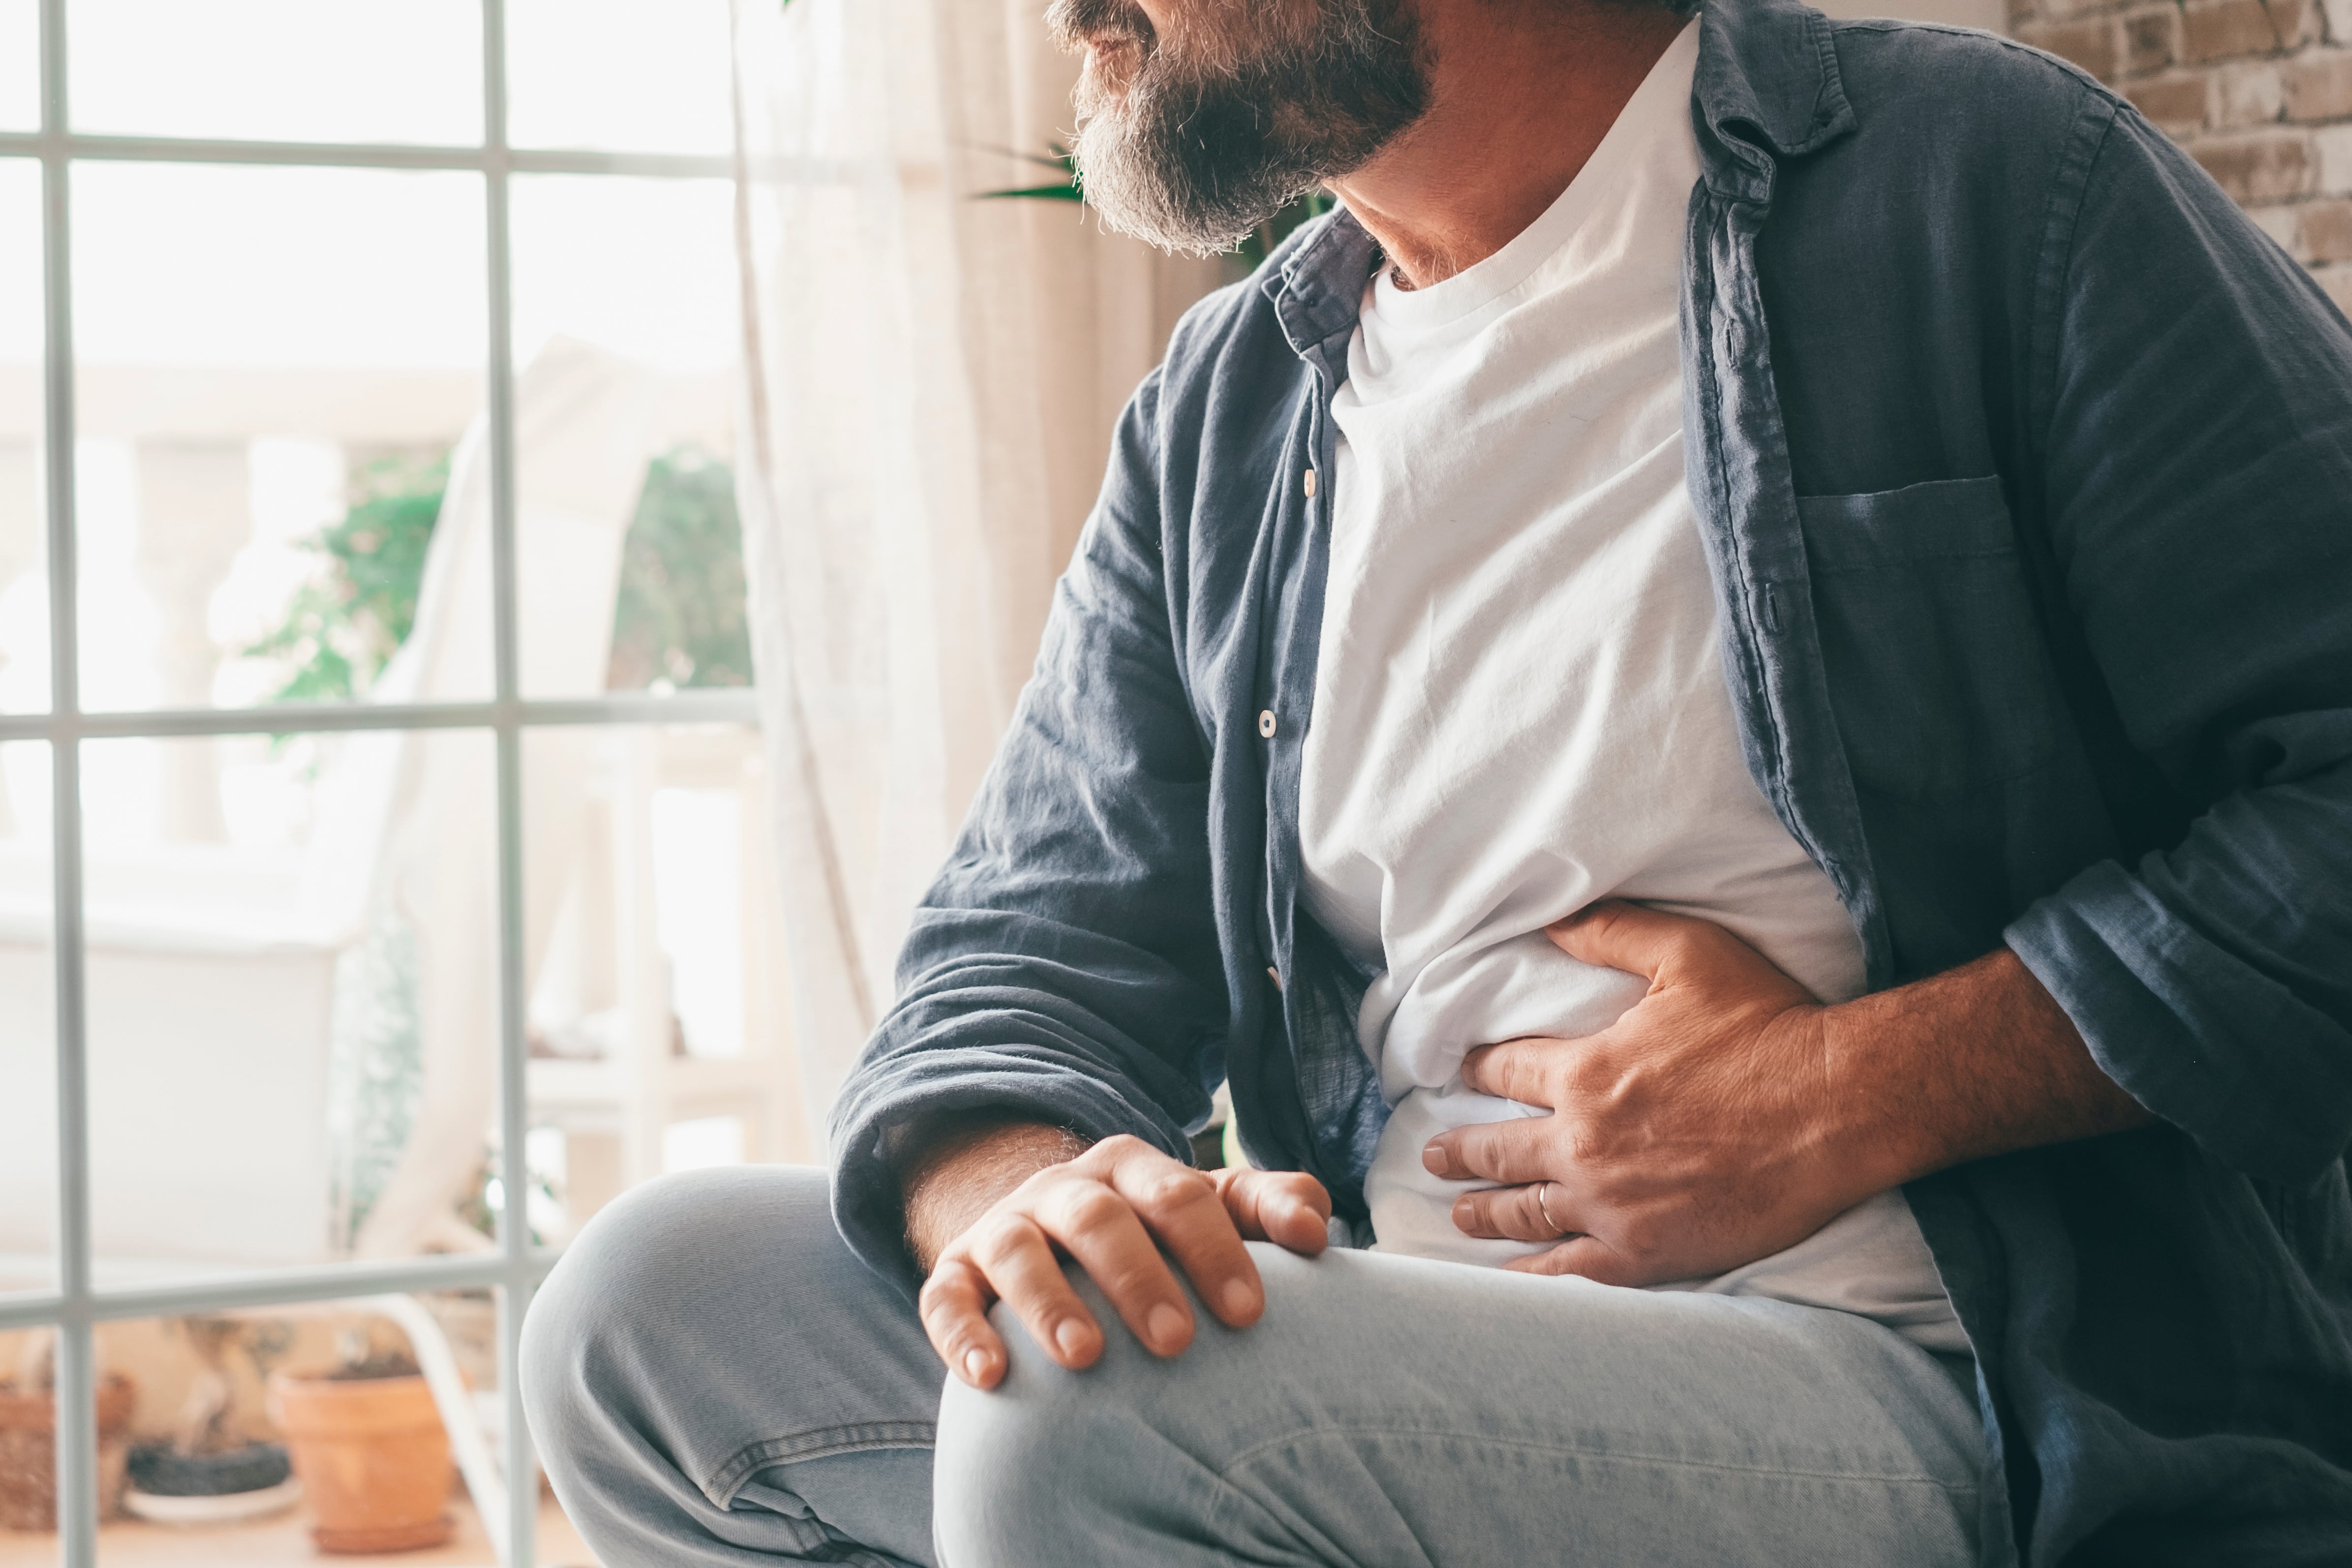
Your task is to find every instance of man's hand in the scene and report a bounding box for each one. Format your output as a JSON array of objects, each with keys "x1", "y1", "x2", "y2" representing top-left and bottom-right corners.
[
  {"x1": 903, "y1": 1122, "x2": 1330, "y2": 1391},
  {"x1": 1422, "y1": 899, "x2": 2152, "y2": 1286},
  {"x1": 1423, "y1": 901, "x2": 1858, "y2": 1286}
]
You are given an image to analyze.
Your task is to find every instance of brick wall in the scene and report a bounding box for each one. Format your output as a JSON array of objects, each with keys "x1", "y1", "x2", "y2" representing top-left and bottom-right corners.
[{"x1": 2009, "y1": 0, "x2": 2352, "y2": 310}]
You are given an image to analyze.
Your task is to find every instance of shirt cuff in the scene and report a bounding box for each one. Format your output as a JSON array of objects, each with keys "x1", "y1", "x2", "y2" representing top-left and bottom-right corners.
[
  {"x1": 2005, "y1": 858, "x2": 2352, "y2": 1186},
  {"x1": 826, "y1": 1053, "x2": 1185, "y2": 1300}
]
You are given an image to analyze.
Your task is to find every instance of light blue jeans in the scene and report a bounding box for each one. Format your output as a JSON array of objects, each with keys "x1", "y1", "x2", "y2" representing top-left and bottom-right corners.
[{"x1": 520, "y1": 1166, "x2": 1991, "y2": 1568}]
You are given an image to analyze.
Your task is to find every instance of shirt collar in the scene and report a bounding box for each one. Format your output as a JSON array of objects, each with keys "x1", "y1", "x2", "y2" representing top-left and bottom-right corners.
[
  {"x1": 1691, "y1": 0, "x2": 1857, "y2": 180},
  {"x1": 1261, "y1": 211, "x2": 1380, "y2": 369}
]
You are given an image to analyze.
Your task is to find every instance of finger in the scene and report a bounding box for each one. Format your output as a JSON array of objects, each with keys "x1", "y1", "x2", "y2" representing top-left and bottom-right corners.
[
  {"x1": 1120, "y1": 1164, "x2": 1263, "y2": 1328},
  {"x1": 1218, "y1": 1169, "x2": 1333, "y2": 1255},
  {"x1": 1421, "y1": 1116, "x2": 1552, "y2": 1185},
  {"x1": 1544, "y1": 899, "x2": 1694, "y2": 981},
  {"x1": 917, "y1": 1257, "x2": 1008, "y2": 1389},
  {"x1": 1449, "y1": 1182, "x2": 1566, "y2": 1242},
  {"x1": 965, "y1": 1212, "x2": 1105, "y2": 1370},
  {"x1": 1457, "y1": 1038, "x2": 1563, "y2": 1106},
  {"x1": 1036, "y1": 1180, "x2": 1196, "y2": 1357},
  {"x1": 1501, "y1": 1234, "x2": 1649, "y2": 1287}
]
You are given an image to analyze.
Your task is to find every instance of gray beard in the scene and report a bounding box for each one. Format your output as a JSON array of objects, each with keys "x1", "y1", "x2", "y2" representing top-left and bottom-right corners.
[{"x1": 1057, "y1": 0, "x2": 1429, "y2": 258}]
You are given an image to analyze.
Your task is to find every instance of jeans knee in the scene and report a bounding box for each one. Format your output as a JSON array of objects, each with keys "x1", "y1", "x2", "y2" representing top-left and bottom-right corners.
[
  {"x1": 931, "y1": 1245, "x2": 1367, "y2": 1562},
  {"x1": 931, "y1": 1283, "x2": 1191, "y2": 1560},
  {"x1": 932, "y1": 1359, "x2": 1095, "y2": 1556},
  {"x1": 520, "y1": 1166, "x2": 832, "y2": 1476}
]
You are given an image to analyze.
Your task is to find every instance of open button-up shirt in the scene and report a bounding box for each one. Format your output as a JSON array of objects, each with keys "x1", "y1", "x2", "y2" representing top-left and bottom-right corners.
[{"x1": 830, "y1": 1, "x2": 2352, "y2": 1560}]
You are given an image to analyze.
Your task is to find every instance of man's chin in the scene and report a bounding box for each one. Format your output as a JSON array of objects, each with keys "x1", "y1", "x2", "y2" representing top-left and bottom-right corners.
[
  {"x1": 1082, "y1": 189, "x2": 1271, "y2": 259},
  {"x1": 1067, "y1": 111, "x2": 1316, "y2": 256}
]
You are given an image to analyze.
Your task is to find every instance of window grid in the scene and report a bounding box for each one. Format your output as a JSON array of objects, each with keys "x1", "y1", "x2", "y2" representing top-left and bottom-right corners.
[{"x1": 2, "y1": 2, "x2": 761, "y2": 1562}]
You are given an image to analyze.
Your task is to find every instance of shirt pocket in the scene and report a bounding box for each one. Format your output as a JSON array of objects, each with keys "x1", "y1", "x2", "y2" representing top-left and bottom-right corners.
[{"x1": 1795, "y1": 475, "x2": 2066, "y2": 803}]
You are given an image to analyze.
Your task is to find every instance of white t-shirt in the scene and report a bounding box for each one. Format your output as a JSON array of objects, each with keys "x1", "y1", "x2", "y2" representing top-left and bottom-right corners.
[{"x1": 1299, "y1": 21, "x2": 1964, "y2": 1352}]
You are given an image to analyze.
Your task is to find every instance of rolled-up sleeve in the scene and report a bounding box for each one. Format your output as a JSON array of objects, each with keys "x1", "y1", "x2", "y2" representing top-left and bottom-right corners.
[
  {"x1": 827, "y1": 366, "x2": 1229, "y2": 1291},
  {"x1": 2005, "y1": 103, "x2": 2352, "y2": 1185}
]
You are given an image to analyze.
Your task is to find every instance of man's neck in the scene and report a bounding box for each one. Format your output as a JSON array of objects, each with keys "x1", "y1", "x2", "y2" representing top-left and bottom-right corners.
[{"x1": 1329, "y1": 0, "x2": 1689, "y2": 290}]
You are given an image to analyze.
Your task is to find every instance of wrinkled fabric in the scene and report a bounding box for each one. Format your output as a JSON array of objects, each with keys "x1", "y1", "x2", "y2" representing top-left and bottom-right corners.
[
  {"x1": 830, "y1": 1, "x2": 2352, "y2": 1562},
  {"x1": 525, "y1": 1166, "x2": 1985, "y2": 1568}
]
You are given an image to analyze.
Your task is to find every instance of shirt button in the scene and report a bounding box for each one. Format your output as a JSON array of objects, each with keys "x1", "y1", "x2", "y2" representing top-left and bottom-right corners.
[
  {"x1": 1257, "y1": 710, "x2": 1278, "y2": 738},
  {"x1": 1303, "y1": 468, "x2": 1318, "y2": 499}
]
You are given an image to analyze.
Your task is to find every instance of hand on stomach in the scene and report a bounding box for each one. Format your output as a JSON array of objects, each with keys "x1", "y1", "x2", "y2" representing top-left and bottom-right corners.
[{"x1": 1367, "y1": 1082, "x2": 1555, "y2": 1266}]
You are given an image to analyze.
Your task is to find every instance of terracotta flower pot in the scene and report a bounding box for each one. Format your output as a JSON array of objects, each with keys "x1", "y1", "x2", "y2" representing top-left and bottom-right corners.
[
  {"x1": 0, "y1": 1374, "x2": 136, "y2": 1531},
  {"x1": 267, "y1": 1371, "x2": 454, "y2": 1553}
]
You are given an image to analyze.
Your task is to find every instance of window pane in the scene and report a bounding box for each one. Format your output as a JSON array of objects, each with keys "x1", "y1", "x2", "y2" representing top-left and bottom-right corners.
[
  {"x1": 507, "y1": 0, "x2": 733, "y2": 155},
  {"x1": 0, "y1": 742, "x2": 55, "y2": 1302},
  {"x1": 71, "y1": 164, "x2": 488, "y2": 712},
  {"x1": 0, "y1": 160, "x2": 44, "y2": 716},
  {"x1": 523, "y1": 724, "x2": 802, "y2": 1244},
  {"x1": 0, "y1": 0, "x2": 34, "y2": 131},
  {"x1": 90, "y1": 1296, "x2": 593, "y2": 1563},
  {"x1": 83, "y1": 731, "x2": 498, "y2": 1288},
  {"x1": 68, "y1": 0, "x2": 481, "y2": 146},
  {"x1": 509, "y1": 176, "x2": 746, "y2": 700}
]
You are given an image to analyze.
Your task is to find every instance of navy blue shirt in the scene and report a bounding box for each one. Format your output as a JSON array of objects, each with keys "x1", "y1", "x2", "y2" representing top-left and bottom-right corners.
[{"x1": 831, "y1": 1, "x2": 2352, "y2": 1560}]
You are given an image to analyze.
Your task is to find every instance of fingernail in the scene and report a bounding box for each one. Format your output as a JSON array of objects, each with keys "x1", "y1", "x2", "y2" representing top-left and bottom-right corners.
[
  {"x1": 963, "y1": 1348, "x2": 991, "y2": 1384},
  {"x1": 1422, "y1": 1142, "x2": 1446, "y2": 1175},
  {"x1": 1054, "y1": 1319, "x2": 1090, "y2": 1360},
  {"x1": 1147, "y1": 1302, "x2": 1188, "y2": 1351},
  {"x1": 1220, "y1": 1279, "x2": 1256, "y2": 1321}
]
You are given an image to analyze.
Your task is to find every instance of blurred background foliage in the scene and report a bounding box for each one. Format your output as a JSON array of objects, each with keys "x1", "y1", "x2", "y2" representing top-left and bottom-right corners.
[
  {"x1": 241, "y1": 452, "x2": 444, "y2": 706},
  {"x1": 605, "y1": 446, "x2": 753, "y2": 692},
  {"x1": 243, "y1": 446, "x2": 753, "y2": 703}
]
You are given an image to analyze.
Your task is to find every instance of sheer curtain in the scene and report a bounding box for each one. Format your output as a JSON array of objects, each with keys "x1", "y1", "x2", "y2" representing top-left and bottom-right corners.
[{"x1": 728, "y1": 0, "x2": 1223, "y2": 1143}]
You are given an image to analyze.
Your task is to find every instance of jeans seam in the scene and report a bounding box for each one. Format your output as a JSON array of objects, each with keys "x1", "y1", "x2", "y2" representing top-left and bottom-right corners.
[
  {"x1": 1215, "y1": 1423, "x2": 1984, "y2": 1498},
  {"x1": 705, "y1": 1419, "x2": 938, "y2": 1508},
  {"x1": 1200, "y1": 1461, "x2": 1404, "y2": 1568}
]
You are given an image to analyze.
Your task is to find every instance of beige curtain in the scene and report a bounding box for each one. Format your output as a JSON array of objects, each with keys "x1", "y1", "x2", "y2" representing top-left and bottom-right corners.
[{"x1": 728, "y1": 0, "x2": 1224, "y2": 1143}]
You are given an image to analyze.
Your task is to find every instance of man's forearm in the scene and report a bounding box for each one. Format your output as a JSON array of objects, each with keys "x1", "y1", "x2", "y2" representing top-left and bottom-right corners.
[
  {"x1": 1829, "y1": 944, "x2": 2155, "y2": 1189},
  {"x1": 897, "y1": 1114, "x2": 1091, "y2": 1272}
]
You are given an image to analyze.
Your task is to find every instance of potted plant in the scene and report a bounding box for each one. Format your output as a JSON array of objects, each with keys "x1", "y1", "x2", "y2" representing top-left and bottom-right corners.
[
  {"x1": 0, "y1": 1330, "x2": 136, "y2": 1531},
  {"x1": 266, "y1": 1331, "x2": 455, "y2": 1554},
  {"x1": 124, "y1": 1317, "x2": 301, "y2": 1525}
]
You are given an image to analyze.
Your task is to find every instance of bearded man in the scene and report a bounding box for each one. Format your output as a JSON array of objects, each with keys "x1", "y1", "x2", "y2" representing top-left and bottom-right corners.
[{"x1": 521, "y1": 0, "x2": 2352, "y2": 1561}]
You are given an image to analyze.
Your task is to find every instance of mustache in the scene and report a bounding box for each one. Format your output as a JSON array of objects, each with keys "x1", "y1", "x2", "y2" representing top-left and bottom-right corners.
[{"x1": 1043, "y1": 0, "x2": 1155, "y2": 51}]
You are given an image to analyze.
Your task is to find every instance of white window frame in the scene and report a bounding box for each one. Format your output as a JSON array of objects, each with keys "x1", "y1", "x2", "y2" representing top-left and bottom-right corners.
[{"x1": 0, "y1": 3, "x2": 762, "y2": 1563}]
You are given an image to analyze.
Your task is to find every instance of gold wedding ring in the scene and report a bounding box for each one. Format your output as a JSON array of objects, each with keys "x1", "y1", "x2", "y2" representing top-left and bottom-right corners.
[{"x1": 1535, "y1": 1182, "x2": 1565, "y2": 1238}]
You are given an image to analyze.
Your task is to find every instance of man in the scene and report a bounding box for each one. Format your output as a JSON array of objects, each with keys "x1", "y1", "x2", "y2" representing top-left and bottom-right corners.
[{"x1": 522, "y1": 0, "x2": 2352, "y2": 1561}]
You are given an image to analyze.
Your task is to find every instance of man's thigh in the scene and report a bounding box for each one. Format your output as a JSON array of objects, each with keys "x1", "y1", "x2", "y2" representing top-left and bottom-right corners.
[
  {"x1": 935, "y1": 1244, "x2": 1987, "y2": 1568},
  {"x1": 521, "y1": 1165, "x2": 943, "y2": 1568}
]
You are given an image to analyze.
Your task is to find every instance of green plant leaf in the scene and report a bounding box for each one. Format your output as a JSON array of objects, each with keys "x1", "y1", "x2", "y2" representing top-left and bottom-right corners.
[
  {"x1": 976, "y1": 183, "x2": 1087, "y2": 202},
  {"x1": 973, "y1": 142, "x2": 1082, "y2": 202}
]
